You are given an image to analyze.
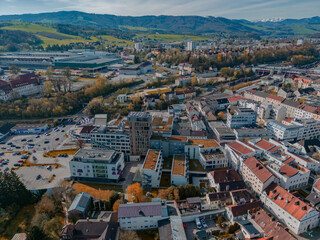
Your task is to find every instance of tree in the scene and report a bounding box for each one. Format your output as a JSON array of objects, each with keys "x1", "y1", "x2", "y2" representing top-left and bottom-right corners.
[
  {"x1": 43, "y1": 81, "x2": 53, "y2": 96},
  {"x1": 126, "y1": 183, "x2": 144, "y2": 203},
  {"x1": 217, "y1": 112, "x2": 226, "y2": 120},
  {"x1": 84, "y1": 96, "x2": 105, "y2": 115},
  {"x1": 27, "y1": 226, "x2": 48, "y2": 240},
  {"x1": 191, "y1": 76, "x2": 198, "y2": 86},
  {"x1": 217, "y1": 216, "x2": 225, "y2": 226},
  {"x1": 9, "y1": 65, "x2": 20, "y2": 74},
  {"x1": 134, "y1": 55, "x2": 140, "y2": 64},
  {"x1": 119, "y1": 230, "x2": 140, "y2": 240},
  {"x1": 62, "y1": 67, "x2": 72, "y2": 92},
  {"x1": 0, "y1": 171, "x2": 33, "y2": 209}
]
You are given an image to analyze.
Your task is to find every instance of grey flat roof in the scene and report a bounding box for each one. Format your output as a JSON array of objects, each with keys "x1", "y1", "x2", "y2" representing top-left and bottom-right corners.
[
  {"x1": 73, "y1": 149, "x2": 116, "y2": 162},
  {"x1": 11, "y1": 124, "x2": 47, "y2": 130},
  {"x1": 235, "y1": 128, "x2": 270, "y2": 134}
]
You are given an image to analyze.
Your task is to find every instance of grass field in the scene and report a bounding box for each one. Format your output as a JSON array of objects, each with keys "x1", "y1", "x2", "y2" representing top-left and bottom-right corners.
[
  {"x1": 100, "y1": 35, "x2": 134, "y2": 45},
  {"x1": 136, "y1": 33, "x2": 209, "y2": 42},
  {"x1": 1, "y1": 22, "x2": 93, "y2": 47},
  {"x1": 72, "y1": 182, "x2": 123, "y2": 200}
]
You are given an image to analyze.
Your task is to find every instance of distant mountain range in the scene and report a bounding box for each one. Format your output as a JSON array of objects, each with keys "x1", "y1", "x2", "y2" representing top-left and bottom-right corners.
[{"x1": 0, "y1": 11, "x2": 320, "y2": 36}]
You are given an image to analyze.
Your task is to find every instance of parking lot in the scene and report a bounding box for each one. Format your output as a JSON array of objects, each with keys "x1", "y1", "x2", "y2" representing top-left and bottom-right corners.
[
  {"x1": 184, "y1": 217, "x2": 218, "y2": 240},
  {"x1": 0, "y1": 124, "x2": 79, "y2": 190}
]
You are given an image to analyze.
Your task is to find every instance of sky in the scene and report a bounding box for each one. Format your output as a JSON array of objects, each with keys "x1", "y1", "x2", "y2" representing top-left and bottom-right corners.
[{"x1": 0, "y1": 0, "x2": 319, "y2": 20}]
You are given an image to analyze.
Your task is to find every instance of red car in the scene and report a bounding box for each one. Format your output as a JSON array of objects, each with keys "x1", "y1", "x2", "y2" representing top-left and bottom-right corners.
[
  {"x1": 183, "y1": 223, "x2": 186, "y2": 229},
  {"x1": 55, "y1": 138, "x2": 60, "y2": 141}
]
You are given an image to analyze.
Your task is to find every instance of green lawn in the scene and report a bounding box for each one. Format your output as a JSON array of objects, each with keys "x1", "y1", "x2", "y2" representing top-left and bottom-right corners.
[
  {"x1": 99, "y1": 35, "x2": 134, "y2": 45},
  {"x1": 2, "y1": 22, "x2": 93, "y2": 47}
]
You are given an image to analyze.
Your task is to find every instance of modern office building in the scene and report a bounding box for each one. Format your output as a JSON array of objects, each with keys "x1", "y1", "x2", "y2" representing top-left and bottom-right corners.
[
  {"x1": 69, "y1": 149, "x2": 125, "y2": 183},
  {"x1": 227, "y1": 107, "x2": 257, "y2": 128}
]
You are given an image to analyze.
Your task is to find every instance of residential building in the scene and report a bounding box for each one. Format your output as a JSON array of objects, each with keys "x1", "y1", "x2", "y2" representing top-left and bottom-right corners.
[
  {"x1": 241, "y1": 156, "x2": 275, "y2": 195},
  {"x1": 90, "y1": 126, "x2": 130, "y2": 154},
  {"x1": 207, "y1": 169, "x2": 245, "y2": 191},
  {"x1": 206, "y1": 191, "x2": 232, "y2": 209},
  {"x1": 267, "y1": 121, "x2": 303, "y2": 142},
  {"x1": 250, "y1": 210, "x2": 296, "y2": 240},
  {"x1": 60, "y1": 211, "x2": 119, "y2": 240},
  {"x1": 244, "y1": 91, "x2": 268, "y2": 103},
  {"x1": 69, "y1": 149, "x2": 125, "y2": 182},
  {"x1": 171, "y1": 155, "x2": 189, "y2": 186},
  {"x1": 118, "y1": 201, "x2": 168, "y2": 230},
  {"x1": 291, "y1": 118, "x2": 320, "y2": 140},
  {"x1": 294, "y1": 78, "x2": 311, "y2": 89},
  {"x1": 281, "y1": 99, "x2": 300, "y2": 118},
  {"x1": 225, "y1": 140, "x2": 260, "y2": 171},
  {"x1": 185, "y1": 139, "x2": 228, "y2": 170},
  {"x1": 225, "y1": 201, "x2": 262, "y2": 223},
  {"x1": 295, "y1": 104, "x2": 317, "y2": 119},
  {"x1": 226, "y1": 107, "x2": 257, "y2": 128},
  {"x1": 233, "y1": 128, "x2": 272, "y2": 140},
  {"x1": 142, "y1": 150, "x2": 163, "y2": 189},
  {"x1": 128, "y1": 112, "x2": 152, "y2": 157},
  {"x1": 67, "y1": 192, "x2": 92, "y2": 218},
  {"x1": 158, "y1": 216, "x2": 187, "y2": 240},
  {"x1": 261, "y1": 183, "x2": 319, "y2": 234},
  {"x1": 266, "y1": 94, "x2": 285, "y2": 105},
  {"x1": 186, "y1": 41, "x2": 195, "y2": 51}
]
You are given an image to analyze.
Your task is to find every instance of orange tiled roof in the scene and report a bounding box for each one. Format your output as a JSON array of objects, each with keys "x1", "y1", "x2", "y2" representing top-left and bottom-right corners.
[
  {"x1": 279, "y1": 164, "x2": 299, "y2": 178},
  {"x1": 265, "y1": 183, "x2": 311, "y2": 220}
]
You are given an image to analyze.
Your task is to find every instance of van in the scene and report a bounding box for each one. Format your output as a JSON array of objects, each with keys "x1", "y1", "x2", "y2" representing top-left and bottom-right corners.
[{"x1": 195, "y1": 218, "x2": 202, "y2": 229}]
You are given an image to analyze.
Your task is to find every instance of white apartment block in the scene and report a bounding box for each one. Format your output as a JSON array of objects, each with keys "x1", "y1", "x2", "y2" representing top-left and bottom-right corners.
[
  {"x1": 292, "y1": 118, "x2": 320, "y2": 140},
  {"x1": 118, "y1": 202, "x2": 168, "y2": 230},
  {"x1": 226, "y1": 107, "x2": 257, "y2": 128},
  {"x1": 267, "y1": 121, "x2": 303, "y2": 141},
  {"x1": 171, "y1": 155, "x2": 189, "y2": 187},
  {"x1": 185, "y1": 139, "x2": 228, "y2": 170},
  {"x1": 261, "y1": 184, "x2": 319, "y2": 234},
  {"x1": 268, "y1": 163, "x2": 310, "y2": 191},
  {"x1": 69, "y1": 149, "x2": 125, "y2": 182},
  {"x1": 141, "y1": 150, "x2": 163, "y2": 189},
  {"x1": 90, "y1": 126, "x2": 130, "y2": 154}
]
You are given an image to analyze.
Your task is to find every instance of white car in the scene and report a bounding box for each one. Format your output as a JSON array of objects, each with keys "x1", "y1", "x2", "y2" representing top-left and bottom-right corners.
[{"x1": 201, "y1": 218, "x2": 208, "y2": 228}]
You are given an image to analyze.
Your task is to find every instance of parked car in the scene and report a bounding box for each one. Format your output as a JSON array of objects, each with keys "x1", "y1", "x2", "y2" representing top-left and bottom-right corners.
[
  {"x1": 4, "y1": 167, "x2": 9, "y2": 171},
  {"x1": 201, "y1": 218, "x2": 208, "y2": 228},
  {"x1": 44, "y1": 141, "x2": 50, "y2": 144},
  {"x1": 195, "y1": 218, "x2": 202, "y2": 229},
  {"x1": 21, "y1": 139, "x2": 27, "y2": 142},
  {"x1": 36, "y1": 175, "x2": 41, "y2": 180},
  {"x1": 14, "y1": 163, "x2": 20, "y2": 167},
  {"x1": 55, "y1": 138, "x2": 60, "y2": 141}
]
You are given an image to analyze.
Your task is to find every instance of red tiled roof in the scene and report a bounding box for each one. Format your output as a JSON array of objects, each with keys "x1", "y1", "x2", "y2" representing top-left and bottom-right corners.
[
  {"x1": 313, "y1": 179, "x2": 320, "y2": 192},
  {"x1": 80, "y1": 126, "x2": 95, "y2": 134},
  {"x1": 294, "y1": 78, "x2": 311, "y2": 84},
  {"x1": 228, "y1": 96, "x2": 243, "y2": 102},
  {"x1": 266, "y1": 94, "x2": 285, "y2": 103},
  {"x1": 265, "y1": 183, "x2": 311, "y2": 220},
  {"x1": 252, "y1": 210, "x2": 296, "y2": 240},
  {"x1": 255, "y1": 140, "x2": 275, "y2": 151},
  {"x1": 279, "y1": 164, "x2": 299, "y2": 178},
  {"x1": 297, "y1": 104, "x2": 317, "y2": 114},
  {"x1": 243, "y1": 157, "x2": 274, "y2": 183},
  {"x1": 9, "y1": 73, "x2": 41, "y2": 89},
  {"x1": 227, "y1": 141, "x2": 254, "y2": 156},
  {"x1": 209, "y1": 169, "x2": 241, "y2": 184},
  {"x1": 283, "y1": 157, "x2": 295, "y2": 165}
]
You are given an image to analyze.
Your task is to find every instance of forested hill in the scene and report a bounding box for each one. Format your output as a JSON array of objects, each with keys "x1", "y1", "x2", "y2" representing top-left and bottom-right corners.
[{"x1": 0, "y1": 11, "x2": 319, "y2": 36}]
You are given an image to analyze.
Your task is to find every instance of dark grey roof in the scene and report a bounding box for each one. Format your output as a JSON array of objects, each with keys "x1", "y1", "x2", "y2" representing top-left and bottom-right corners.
[
  {"x1": 118, "y1": 202, "x2": 163, "y2": 218},
  {"x1": 219, "y1": 180, "x2": 246, "y2": 191},
  {"x1": 186, "y1": 197, "x2": 201, "y2": 204},
  {"x1": 282, "y1": 99, "x2": 300, "y2": 108},
  {"x1": 0, "y1": 123, "x2": 14, "y2": 135},
  {"x1": 238, "y1": 220, "x2": 260, "y2": 235},
  {"x1": 252, "y1": 91, "x2": 269, "y2": 98},
  {"x1": 306, "y1": 192, "x2": 320, "y2": 207},
  {"x1": 74, "y1": 221, "x2": 109, "y2": 238}
]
